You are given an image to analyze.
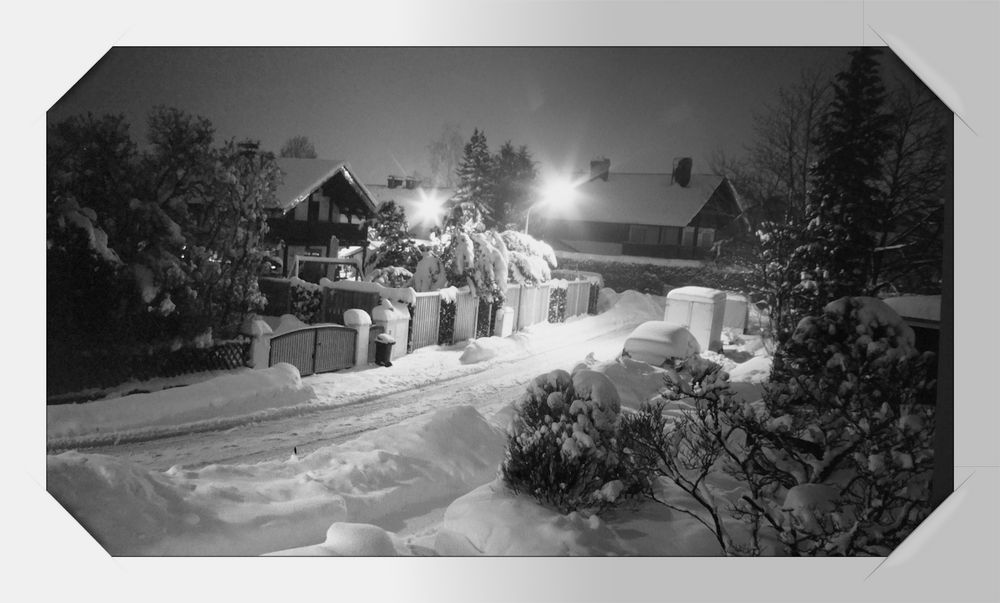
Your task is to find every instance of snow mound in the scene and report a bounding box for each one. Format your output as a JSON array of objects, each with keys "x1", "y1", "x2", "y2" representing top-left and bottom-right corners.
[
  {"x1": 726, "y1": 355, "x2": 773, "y2": 384},
  {"x1": 459, "y1": 333, "x2": 530, "y2": 365},
  {"x1": 49, "y1": 405, "x2": 506, "y2": 555},
  {"x1": 47, "y1": 364, "x2": 316, "y2": 441},
  {"x1": 320, "y1": 522, "x2": 401, "y2": 556},
  {"x1": 436, "y1": 479, "x2": 729, "y2": 556},
  {"x1": 435, "y1": 480, "x2": 628, "y2": 555}
]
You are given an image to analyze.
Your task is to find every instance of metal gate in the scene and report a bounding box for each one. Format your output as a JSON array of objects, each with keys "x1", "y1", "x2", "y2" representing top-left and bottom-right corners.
[
  {"x1": 411, "y1": 292, "x2": 441, "y2": 350},
  {"x1": 269, "y1": 325, "x2": 357, "y2": 376}
]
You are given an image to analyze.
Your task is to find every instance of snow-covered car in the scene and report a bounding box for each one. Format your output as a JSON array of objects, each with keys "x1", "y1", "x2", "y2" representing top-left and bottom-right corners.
[{"x1": 621, "y1": 321, "x2": 700, "y2": 366}]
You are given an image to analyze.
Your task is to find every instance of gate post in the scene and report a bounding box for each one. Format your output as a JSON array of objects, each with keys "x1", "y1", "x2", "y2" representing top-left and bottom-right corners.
[
  {"x1": 242, "y1": 318, "x2": 274, "y2": 369},
  {"x1": 344, "y1": 309, "x2": 372, "y2": 367}
]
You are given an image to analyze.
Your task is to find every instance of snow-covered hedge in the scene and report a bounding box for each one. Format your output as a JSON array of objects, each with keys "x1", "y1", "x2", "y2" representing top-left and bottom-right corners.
[{"x1": 501, "y1": 367, "x2": 646, "y2": 514}]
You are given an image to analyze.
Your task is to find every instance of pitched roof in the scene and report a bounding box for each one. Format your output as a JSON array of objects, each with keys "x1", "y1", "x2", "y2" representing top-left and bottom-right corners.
[
  {"x1": 273, "y1": 158, "x2": 378, "y2": 216},
  {"x1": 544, "y1": 172, "x2": 727, "y2": 227}
]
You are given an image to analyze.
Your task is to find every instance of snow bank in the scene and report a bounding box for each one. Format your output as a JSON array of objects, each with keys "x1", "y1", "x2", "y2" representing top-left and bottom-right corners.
[
  {"x1": 436, "y1": 479, "x2": 730, "y2": 556},
  {"x1": 47, "y1": 364, "x2": 316, "y2": 441},
  {"x1": 459, "y1": 333, "x2": 531, "y2": 364},
  {"x1": 47, "y1": 405, "x2": 506, "y2": 556}
]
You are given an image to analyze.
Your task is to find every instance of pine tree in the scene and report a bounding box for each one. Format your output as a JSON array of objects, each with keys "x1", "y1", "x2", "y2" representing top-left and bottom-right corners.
[
  {"x1": 492, "y1": 142, "x2": 538, "y2": 230},
  {"x1": 451, "y1": 128, "x2": 494, "y2": 230},
  {"x1": 789, "y1": 48, "x2": 893, "y2": 318}
]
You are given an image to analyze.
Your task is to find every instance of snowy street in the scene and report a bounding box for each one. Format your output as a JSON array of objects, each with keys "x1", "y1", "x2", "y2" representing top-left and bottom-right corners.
[{"x1": 76, "y1": 323, "x2": 635, "y2": 471}]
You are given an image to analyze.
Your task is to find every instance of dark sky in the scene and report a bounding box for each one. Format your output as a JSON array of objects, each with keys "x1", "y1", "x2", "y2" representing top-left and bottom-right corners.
[{"x1": 48, "y1": 47, "x2": 907, "y2": 185}]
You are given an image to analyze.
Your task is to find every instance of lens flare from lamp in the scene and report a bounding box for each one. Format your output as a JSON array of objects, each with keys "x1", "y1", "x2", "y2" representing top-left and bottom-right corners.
[{"x1": 415, "y1": 191, "x2": 445, "y2": 225}]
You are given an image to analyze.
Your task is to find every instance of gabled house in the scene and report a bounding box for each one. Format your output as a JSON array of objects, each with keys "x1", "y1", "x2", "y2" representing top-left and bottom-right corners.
[
  {"x1": 534, "y1": 158, "x2": 744, "y2": 260},
  {"x1": 266, "y1": 158, "x2": 379, "y2": 278}
]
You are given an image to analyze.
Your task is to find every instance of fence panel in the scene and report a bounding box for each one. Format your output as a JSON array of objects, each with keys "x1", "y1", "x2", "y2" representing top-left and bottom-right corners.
[
  {"x1": 453, "y1": 290, "x2": 479, "y2": 342},
  {"x1": 269, "y1": 328, "x2": 317, "y2": 376},
  {"x1": 323, "y1": 288, "x2": 381, "y2": 324},
  {"x1": 505, "y1": 284, "x2": 522, "y2": 320},
  {"x1": 411, "y1": 292, "x2": 441, "y2": 350},
  {"x1": 566, "y1": 281, "x2": 590, "y2": 318},
  {"x1": 517, "y1": 286, "x2": 539, "y2": 330},
  {"x1": 314, "y1": 326, "x2": 357, "y2": 372}
]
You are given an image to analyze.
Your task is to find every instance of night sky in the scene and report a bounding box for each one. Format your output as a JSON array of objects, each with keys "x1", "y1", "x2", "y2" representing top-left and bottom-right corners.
[{"x1": 47, "y1": 46, "x2": 909, "y2": 185}]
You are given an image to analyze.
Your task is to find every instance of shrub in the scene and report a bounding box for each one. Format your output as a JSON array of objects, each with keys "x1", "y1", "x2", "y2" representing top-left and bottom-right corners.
[
  {"x1": 289, "y1": 278, "x2": 322, "y2": 323},
  {"x1": 619, "y1": 297, "x2": 937, "y2": 556},
  {"x1": 501, "y1": 368, "x2": 646, "y2": 514}
]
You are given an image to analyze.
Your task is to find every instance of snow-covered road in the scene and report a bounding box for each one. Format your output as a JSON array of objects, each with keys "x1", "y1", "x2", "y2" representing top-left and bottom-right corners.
[{"x1": 79, "y1": 324, "x2": 635, "y2": 471}]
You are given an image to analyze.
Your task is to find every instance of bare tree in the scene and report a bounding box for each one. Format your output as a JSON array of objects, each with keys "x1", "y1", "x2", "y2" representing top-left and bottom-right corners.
[
  {"x1": 279, "y1": 135, "x2": 318, "y2": 159},
  {"x1": 711, "y1": 68, "x2": 832, "y2": 226},
  {"x1": 427, "y1": 123, "x2": 464, "y2": 188},
  {"x1": 869, "y1": 78, "x2": 949, "y2": 295}
]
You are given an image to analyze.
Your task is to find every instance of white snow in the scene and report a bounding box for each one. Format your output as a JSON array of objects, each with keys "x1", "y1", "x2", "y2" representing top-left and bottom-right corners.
[
  {"x1": 46, "y1": 286, "x2": 784, "y2": 557},
  {"x1": 47, "y1": 364, "x2": 315, "y2": 444},
  {"x1": 47, "y1": 404, "x2": 505, "y2": 555}
]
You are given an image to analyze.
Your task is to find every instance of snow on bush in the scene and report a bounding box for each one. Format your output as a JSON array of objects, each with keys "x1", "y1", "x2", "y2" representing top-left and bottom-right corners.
[
  {"x1": 500, "y1": 367, "x2": 646, "y2": 514},
  {"x1": 412, "y1": 251, "x2": 448, "y2": 292},
  {"x1": 366, "y1": 266, "x2": 414, "y2": 289}
]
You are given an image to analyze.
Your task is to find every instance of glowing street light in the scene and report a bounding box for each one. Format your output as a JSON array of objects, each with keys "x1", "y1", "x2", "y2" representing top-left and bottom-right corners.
[
  {"x1": 525, "y1": 175, "x2": 579, "y2": 234},
  {"x1": 414, "y1": 190, "x2": 447, "y2": 227}
]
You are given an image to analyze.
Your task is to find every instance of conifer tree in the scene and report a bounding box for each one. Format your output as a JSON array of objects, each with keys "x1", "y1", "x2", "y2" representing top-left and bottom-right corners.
[
  {"x1": 788, "y1": 47, "x2": 893, "y2": 318},
  {"x1": 451, "y1": 128, "x2": 494, "y2": 229}
]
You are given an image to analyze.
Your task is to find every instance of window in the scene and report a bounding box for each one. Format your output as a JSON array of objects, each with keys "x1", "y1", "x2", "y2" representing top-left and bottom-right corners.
[
  {"x1": 659, "y1": 226, "x2": 681, "y2": 246},
  {"x1": 698, "y1": 228, "x2": 716, "y2": 249},
  {"x1": 681, "y1": 227, "x2": 695, "y2": 247},
  {"x1": 308, "y1": 199, "x2": 320, "y2": 222},
  {"x1": 628, "y1": 224, "x2": 659, "y2": 245}
]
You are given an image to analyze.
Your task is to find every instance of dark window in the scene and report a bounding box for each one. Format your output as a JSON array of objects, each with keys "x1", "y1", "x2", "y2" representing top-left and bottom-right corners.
[
  {"x1": 628, "y1": 224, "x2": 659, "y2": 245},
  {"x1": 659, "y1": 226, "x2": 681, "y2": 245},
  {"x1": 308, "y1": 199, "x2": 320, "y2": 222}
]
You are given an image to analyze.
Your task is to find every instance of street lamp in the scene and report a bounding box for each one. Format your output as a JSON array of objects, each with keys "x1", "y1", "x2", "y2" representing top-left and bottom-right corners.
[
  {"x1": 414, "y1": 190, "x2": 446, "y2": 227},
  {"x1": 525, "y1": 176, "x2": 578, "y2": 234}
]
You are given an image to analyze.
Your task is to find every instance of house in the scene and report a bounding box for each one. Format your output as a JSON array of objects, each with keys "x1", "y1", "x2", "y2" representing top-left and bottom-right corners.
[
  {"x1": 365, "y1": 176, "x2": 455, "y2": 240},
  {"x1": 533, "y1": 158, "x2": 744, "y2": 260},
  {"x1": 266, "y1": 158, "x2": 379, "y2": 279}
]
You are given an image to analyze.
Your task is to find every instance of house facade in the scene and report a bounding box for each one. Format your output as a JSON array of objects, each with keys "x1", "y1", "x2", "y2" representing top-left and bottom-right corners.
[
  {"x1": 533, "y1": 158, "x2": 744, "y2": 260},
  {"x1": 266, "y1": 158, "x2": 379, "y2": 279}
]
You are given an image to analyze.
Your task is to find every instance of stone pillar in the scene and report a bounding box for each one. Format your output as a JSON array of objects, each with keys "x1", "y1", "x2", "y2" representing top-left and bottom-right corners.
[
  {"x1": 241, "y1": 318, "x2": 274, "y2": 369},
  {"x1": 343, "y1": 308, "x2": 372, "y2": 367}
]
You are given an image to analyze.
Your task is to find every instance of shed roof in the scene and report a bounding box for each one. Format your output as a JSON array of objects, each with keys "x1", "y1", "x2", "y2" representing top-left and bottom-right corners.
[{"x1": 544, "y1": 172, "x2": 729, "y2": 227}]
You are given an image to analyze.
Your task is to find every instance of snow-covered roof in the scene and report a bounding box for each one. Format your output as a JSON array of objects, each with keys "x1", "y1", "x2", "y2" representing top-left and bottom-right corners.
[
  {"x1": 543, "y1": 172, "x2": 729, "y2": 227},
  {"x1": 273, "y1": 158, "x2": 378, "y2": 216}
]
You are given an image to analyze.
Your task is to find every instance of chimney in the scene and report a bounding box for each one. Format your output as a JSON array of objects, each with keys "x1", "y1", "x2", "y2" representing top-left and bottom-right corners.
[
  {"x1": 404, "y1": 177, "x2": 418, "y2": 190},
  {"x1": 590, "y1": 157, "x2": 610, "y2": 182},
  {"x1": 387, "y1": 175, "x2": 402, "y2": 189},
  {"x1": 672, "y1": 157, "x2": 693, "y2": 187}
]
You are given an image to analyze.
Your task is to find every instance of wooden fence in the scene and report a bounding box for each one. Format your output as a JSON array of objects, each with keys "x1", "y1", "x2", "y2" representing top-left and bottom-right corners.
[
  {"x1": 269, "y1": 325, "x2": 357, "y2": 376},
  {"x1": 410, "y1": 292, "x2": 441, "y2": 350},
  {"x1": 565, "y1": 280, "x2": 591, "y2": 318}
]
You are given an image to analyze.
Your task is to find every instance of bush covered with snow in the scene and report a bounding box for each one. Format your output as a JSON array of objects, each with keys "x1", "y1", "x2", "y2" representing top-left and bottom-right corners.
[
  {"x1": 617, "y1": 296, "x2": 938, "y2": 556},
  {"x1": 289, "y1": 277, "x2": 323, "y2": 323},
  {"x1": 366, "y1": 266, "x2": 414, "y2": 289},
  {"x1": 500, "y1": 368, "x2": 646, "y2": 514}
]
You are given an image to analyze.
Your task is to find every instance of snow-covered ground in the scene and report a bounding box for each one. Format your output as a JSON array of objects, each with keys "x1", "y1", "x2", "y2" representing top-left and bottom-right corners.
[{"x1": 46, "y1": 289, "x2": 773, "y2": 556}]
